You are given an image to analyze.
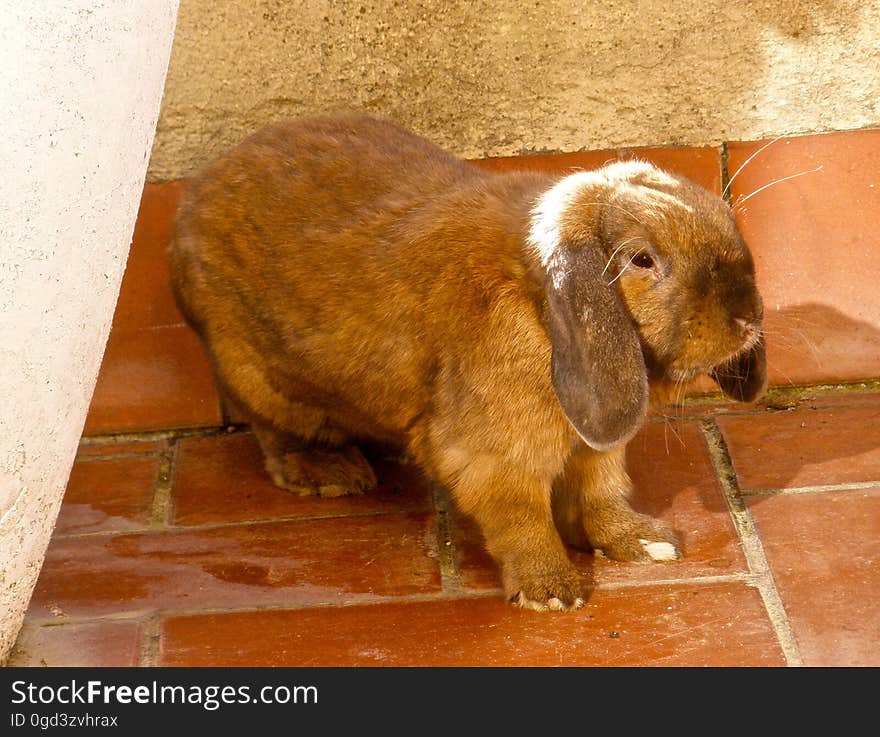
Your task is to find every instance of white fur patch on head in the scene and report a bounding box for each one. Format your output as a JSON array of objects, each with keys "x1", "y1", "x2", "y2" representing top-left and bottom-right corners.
[
  {"x1": 527, "y1": 171, "x2": 604, "y2": 267},
  {"x1": 527, "y1": 162, "x2": 694, "y2": 270},
  {"x1": 638, "y1": 539, "x2": 680, "y2": 561},
  {"x1": 604, "y1": 160, "x2": 694, "y2": 215}
]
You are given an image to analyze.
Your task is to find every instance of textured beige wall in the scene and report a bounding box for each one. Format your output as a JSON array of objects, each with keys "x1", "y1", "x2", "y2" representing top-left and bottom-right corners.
[{"x1": 150, "y1": 0, "x2": 880, "y2": 181}]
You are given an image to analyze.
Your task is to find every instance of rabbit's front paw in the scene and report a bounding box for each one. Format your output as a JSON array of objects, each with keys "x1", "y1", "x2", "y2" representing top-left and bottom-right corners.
[
  {"x1": 505, "y1": 562, "x2": 585, "y2": 612},
  {"x1": 591, "y1": 512, "x2": 681, "y2": 563}
]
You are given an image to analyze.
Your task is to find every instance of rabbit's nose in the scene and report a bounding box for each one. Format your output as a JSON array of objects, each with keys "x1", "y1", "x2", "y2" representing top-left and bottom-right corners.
[{"x1": 733, "y1": 317, "x2": 760, "y2": 343}]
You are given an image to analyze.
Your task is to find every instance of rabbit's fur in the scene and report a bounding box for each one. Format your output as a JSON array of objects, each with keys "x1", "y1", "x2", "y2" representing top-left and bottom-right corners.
[{"x1": 170, "y1": 113, "x2": 766, "y2": 611}]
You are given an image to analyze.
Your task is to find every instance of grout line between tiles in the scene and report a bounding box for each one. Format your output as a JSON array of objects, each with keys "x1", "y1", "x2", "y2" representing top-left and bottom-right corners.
[
  {"x1": 642, "y1": 395, "x2": 880, "y2": 426},
  {"x1": 431, "y1": 483, "x2": 462, "y2": 594},
  {"x1": 581, "y1": 572, "x2": 752, "y2": 592},
  {"x1": 52, "y1": 506, "x2": 424, "y2": 541},
  {"x1": 79, "y1": 424, "x2": 249, "y2": 447},
  {"x1": 149, "y1": 441, "x2": 178, "y2": 529},
  {"x1": 142, "y1": 322, "x2": 188, "y2": 332},
  {"x1": 138, "y1": 614, "x2": 162, "y2": 667},
  {"x1": 719, "y1": 142, "x2": 731, "y2": 202},
  {"x1": 700, "y1": 418, "x2": 804, "y2": 667},
  {"x1": 75, "y1": 449, "x2": 166, "y2": 463},
  {"x1": 684, "y1": 381, "x2": 880, "y2": 406},
  {"x1": 24, "y1": 591, "x2": 502, "y2": 627},
  {"x1": 741, "y1": 481, "x2": 879, "y2": 497}
]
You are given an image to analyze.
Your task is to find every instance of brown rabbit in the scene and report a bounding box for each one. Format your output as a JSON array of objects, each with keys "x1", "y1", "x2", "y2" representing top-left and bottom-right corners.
[{"x1": 170, "y1": 113, "x2": 766, "y2": 611}]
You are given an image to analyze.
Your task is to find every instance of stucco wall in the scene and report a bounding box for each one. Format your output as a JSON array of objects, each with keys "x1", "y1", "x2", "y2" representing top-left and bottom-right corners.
[
  {"x1": 0, "y1": 1, "x2": 179, "y2": 663},
  {"x1": 149, "y1": 0, "x2": 880, "y2": 181}
]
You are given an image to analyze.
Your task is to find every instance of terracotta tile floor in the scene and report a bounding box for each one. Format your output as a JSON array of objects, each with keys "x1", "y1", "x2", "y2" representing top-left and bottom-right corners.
[{"x1": 10, "y1": 131, "x2": 880, "y2": 667}]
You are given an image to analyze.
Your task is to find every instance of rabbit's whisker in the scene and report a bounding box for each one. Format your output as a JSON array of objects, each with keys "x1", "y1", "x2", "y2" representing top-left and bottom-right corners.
[
  {"x1": 736, "y1": 166, "x2": 823, "y2": 206},
  {"x1": 776, "y1": 313, "x2": 822, "y2": 329},
  {"x1": 767, "y1": 318, "x2": 819, "y2": 342},
  {"x1": 602, "y1": 237, "x2": 642, "y2": 275},
  {"x1": 758, "y1": 325, "x2": 798, "y2": 342},
  {"x1": 673, "y1": 375, "x2": 689, "y2": 422},
  {"x1": 720, "y1": 368, "x2": 747, "y2": 381},
  {"x1": 766, "y1": 358, "x2": 795, "y2": 388},
  {"x1": 760, "y1": 334, "x2": 795, "y2": 351},
  {"x1": 662, "y1": 413, "x2": 685, "y2": 451},
  {"x1": 722, "y1": 135, "x2": 784, "y2": 199},
  {"x1": 607, "y1": 251, "x2": 641, "y2": 286},
  {"x1": 785, "y1": 326, "x2": 823, "y2": 367}
]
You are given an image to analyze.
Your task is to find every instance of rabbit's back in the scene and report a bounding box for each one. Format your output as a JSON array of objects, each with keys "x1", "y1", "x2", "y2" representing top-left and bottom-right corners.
[{"x1": 169, "y1": 114, "x2": 513, "y2": 442}]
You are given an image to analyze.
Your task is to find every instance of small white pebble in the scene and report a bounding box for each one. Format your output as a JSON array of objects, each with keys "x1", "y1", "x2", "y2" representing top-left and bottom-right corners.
[{"x1": 639, "y1": 539, "x2": 679, "y2": 561}]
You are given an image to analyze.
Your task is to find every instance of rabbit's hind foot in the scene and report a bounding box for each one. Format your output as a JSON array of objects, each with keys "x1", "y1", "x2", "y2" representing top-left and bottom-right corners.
[{"x1": 264, "y1": 444, "x2": 378, "y2": 497}]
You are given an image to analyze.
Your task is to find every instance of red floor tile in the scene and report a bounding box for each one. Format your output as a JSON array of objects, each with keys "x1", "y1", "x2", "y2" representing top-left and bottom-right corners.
[
  {"x1": 112, "y1": 182, "x2": 188, "y2": 333},
  {"x1": 455, "y1": 421, "x2": 745, "y2": 590},
  {"x1": 28, "y1": 513, "x2": 441, "y2": 619},
  {"x1": 473, "y1": 146, "x2": 720, "y2": 193},
  {"x1": 718, "y1": 405, "x2": 880, "y2": 491},
  {"x1": 160, "y1": 582, "x2": 783, "y2": 666},
  {"x1": 56, "y1": 456, "x2": 159, "y2": 535},
  {"x1": 8, "y1": 621, "x2": 142, "y2": 667},
  {"x1": 747, "y1": 487, "x2": 880, "y2": 666},
  {"x1": 727, "y1": 130, "x2": 880, "y2": 386},
  {"x1": 83, "y1": 181, "x2": 223, "y2": 435},
  {"x1": 172, "y1": 433, "x2": 432, "y2": 526},
  {"x1": 83, "y1": 324, "x2": 222, "y2": 435}
]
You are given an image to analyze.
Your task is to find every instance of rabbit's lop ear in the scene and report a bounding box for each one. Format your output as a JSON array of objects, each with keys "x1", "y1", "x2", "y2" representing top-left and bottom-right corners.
[
  {"x1": 543, "y1": 245, "x2": 648, "y2": 451},
  {"x1": 711, "y1": 337, "x2": 768, "y2": 403}
]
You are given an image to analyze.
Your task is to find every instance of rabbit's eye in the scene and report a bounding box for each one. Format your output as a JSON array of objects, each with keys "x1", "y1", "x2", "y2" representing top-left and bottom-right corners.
[{"x1": 631, "y1": 251, "x2": 655, "y2": 270}]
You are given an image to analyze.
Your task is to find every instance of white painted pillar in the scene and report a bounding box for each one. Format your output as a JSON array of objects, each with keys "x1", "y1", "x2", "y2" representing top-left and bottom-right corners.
[{"x1": 0, "y1": 0, "x2": 180, "y2": 663}]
